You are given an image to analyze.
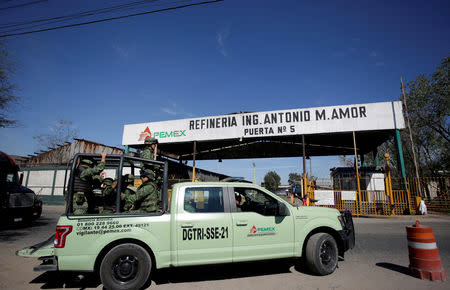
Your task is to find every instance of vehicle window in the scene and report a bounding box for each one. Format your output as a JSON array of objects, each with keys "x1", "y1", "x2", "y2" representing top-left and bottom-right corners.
[
  {"x1": 6, "y1": 173, "x2": 15, "y2": 183},
  {"x1": 234, "y1": 187, "x2": 278, "y2": 216},
  {"x1": 184, "y1": 187, "x2": 223, "y2": 213}
]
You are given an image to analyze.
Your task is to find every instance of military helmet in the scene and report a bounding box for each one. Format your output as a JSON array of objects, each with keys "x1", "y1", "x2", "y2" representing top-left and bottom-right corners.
[
  {"x1": 140, "y1": 169, "x2": 155, "y2": 180},
  {"x1": 123, "y1": 174, "x2": 135, "y2": 184},
  {"x1": 81, "y1": 158, "x2": 94, "y2": 166},
  {"x1": 144, "y1": 137, "x2": 158, "y2": 145},
  {"x1": 102, "y1": 178, "x2": 114, "y2": 186}
]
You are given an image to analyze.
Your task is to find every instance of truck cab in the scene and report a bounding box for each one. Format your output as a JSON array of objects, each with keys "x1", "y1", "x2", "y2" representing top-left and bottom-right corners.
[
  {"x1": 0, "y1": 151, "x2": 42, "y2": 224},
  {"x1": 18, "y1": 153, "x2": 354, "y2": 290}
]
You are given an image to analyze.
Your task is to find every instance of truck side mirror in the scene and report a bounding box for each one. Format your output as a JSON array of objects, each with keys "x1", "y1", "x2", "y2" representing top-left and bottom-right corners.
[
  {"x1": 19, "y1": 173, "x2": 24, "y2": 185},
  {"x1": 277, "y1": 202, "x2": 290, "y2": 216}
]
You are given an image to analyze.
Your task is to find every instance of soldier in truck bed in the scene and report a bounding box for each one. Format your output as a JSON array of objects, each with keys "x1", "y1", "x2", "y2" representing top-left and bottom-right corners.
[
  {"x1": 72, "y1": 152, "x2": 106, "y2": 215},
  {"x1": 141, "y1": 137, "x2": 158, "y2": 160},
  {"x1": 120, "y1": 174, "x2": 137, "y2": 211},
  {"x1": 100, "y1": 178, "x2": 115, "y2": 214},
  {"x1": 128, "y1": 169, "x2": 159, "y2": 213}
]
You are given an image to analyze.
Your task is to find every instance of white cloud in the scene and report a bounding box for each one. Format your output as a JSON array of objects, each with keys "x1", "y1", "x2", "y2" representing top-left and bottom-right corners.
[
  {"x1": 112, "y1": 44, "x2": 129, "y2": 58},
  {"x1": 216, "y1": 26, "x2": 230, "y2": 57},
  {"x1": 161, "y1": 107, "x2": 177, "y2": 115},
  {"x1": 161, "y1": 103, "x2": 193, "y2": 117}
]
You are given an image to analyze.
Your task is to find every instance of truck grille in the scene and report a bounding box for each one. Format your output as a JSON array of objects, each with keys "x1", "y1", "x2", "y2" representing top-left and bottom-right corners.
[{"x1": 8, "y1": 192, "x2": 35, "y2": 208}]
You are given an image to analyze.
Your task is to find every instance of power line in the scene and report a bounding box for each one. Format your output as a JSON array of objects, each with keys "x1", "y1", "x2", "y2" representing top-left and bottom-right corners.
[
  {"x1": 0, "y1": 0, "x2": 47, "y2": 11},
  {"x1": 0, "y1": 0, "x2": 170, "y2": 33},
  {"x1": 0, "y1": 0, "x2": 161, "y2": 30},
  {"x1": 0, "y1": 0, "x2": 223, "y2": 38}
]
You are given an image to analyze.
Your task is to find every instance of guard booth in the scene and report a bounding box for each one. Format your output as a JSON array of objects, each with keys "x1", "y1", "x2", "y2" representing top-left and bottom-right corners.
[{"x1": 122, "y1": 101, "x2": 413, "y2": 216}]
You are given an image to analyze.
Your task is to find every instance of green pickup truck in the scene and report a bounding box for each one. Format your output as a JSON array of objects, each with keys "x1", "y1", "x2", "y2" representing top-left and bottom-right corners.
[{"x1": 17, "y1": 154, "x2": 355, "y2": 290}]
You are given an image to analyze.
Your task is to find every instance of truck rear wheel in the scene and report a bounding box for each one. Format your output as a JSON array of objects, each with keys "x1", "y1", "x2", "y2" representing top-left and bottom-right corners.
[
  {"x1": 305, "y1": 233, "x2": 338, "y2": 275},
  {"x1": 100, "y1": 243, "x2": 151, "y2": 290}
]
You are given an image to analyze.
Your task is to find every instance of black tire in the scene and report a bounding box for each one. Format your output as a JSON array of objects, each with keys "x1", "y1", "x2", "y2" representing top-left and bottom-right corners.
[
  {"x1": 100, "y1": 243, "x2": 152, "y2": 290},
  {"x1": 305, "y1": 233, "x2": 338, "y2": 275}
]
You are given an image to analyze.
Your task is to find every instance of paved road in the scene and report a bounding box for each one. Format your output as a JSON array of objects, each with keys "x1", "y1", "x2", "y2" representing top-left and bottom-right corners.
[{"x1": 1, "y1": 206, "x2": 449, "y2": 290}]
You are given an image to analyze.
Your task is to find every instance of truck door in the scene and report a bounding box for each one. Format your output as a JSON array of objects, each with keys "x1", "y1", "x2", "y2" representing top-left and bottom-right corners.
[
  {"x1": 175, "y1": 186, "x2": 232, "y2": 266},
  {"x1": 231, "y1": 186, "x2": 294, "y2": 262}
]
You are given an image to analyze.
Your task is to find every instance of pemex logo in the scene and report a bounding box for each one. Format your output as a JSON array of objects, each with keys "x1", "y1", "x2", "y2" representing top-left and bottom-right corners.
[
  {"x1": 247, "y1": 225, "x2": 276, "y2": 237},
  {"x1": 138, "y1": 127, "x2": 152, "y2": 142},
  {"x1": 138, "y1": 126, "x2": 187, "y2": 141}
]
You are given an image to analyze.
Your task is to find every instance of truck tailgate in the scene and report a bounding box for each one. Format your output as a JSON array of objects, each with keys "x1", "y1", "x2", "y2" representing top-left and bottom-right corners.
[{"x1": 16, "y1": 235, "x2": 54, "y2": 258}]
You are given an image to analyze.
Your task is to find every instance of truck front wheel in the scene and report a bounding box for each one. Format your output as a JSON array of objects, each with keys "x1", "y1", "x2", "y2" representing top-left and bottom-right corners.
[
  {"x1": 305, "y1": 233, "x2": 338, "y2": 275},
  {"x1": 100, "y1": 243, "x2": 151, "y2": 290}
]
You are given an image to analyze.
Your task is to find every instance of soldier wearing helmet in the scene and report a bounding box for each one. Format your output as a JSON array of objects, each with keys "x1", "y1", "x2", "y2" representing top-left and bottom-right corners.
[
  {"x1": 127, "y1": 169, "x2": 159, "y2": 213},
  {"x1": 141, "y1": 137, "x2": 160, "y2": 185},
  {"x1": 100, "y1": 178, "x2": 115, "y2": 214},
  {"x1": 120, "y1": 174, "x2": 137, "y2": 211},
  {"x1": 72, "y1": 152, "x2": 106, "y2": 214},
  {"x1": 141, "y1": 137, "x2": 158, "y2": 160}
]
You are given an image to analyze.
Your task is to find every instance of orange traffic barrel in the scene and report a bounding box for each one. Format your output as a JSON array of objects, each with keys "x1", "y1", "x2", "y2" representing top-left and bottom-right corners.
[{"x1": 406, "y1": 220, "x2": 447, "y2": 281}]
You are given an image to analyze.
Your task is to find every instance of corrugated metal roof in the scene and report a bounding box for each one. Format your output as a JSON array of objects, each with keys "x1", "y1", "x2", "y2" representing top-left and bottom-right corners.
[{"x1": 27, "y1": 139, "x2": 126, "y2": 167}]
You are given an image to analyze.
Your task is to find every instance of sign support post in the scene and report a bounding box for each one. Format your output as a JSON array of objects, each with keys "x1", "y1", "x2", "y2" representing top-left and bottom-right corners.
[
  {"x1": 192, "y1": 141, "x2": 196, "y2": 182},
  {"x1": 302, "y1": 135, "x2": 307, "y2": 198},
  {"x1": 353, "y1": 131, "x2": 362, "y2": 216}
]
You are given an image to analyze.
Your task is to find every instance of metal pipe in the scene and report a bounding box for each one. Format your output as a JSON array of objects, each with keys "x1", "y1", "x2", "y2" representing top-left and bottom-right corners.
[
  {"x1": 353, "y1": 131, "x2": 362, "y2": 216},
  {"x1": 162, "y1": 161, "x2": 168, "y2": 212},
  {"x1": 302, "y1": 135, "x2": 306, "y2": 197},
  {"x1": 116, "y1": 155, "x2": 124, "y2": 213},
  {"x1": 192, "y1": 141, "x2": 196, "y2": 182},
  {"x1": 384, "y1": 153, "x2": 395, "y2": 215}
]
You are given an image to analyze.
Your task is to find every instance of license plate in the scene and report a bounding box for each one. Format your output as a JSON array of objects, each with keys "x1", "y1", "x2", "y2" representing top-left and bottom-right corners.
[{"x1": 14, "y1": 218, "x2": 23, "y2": 222}]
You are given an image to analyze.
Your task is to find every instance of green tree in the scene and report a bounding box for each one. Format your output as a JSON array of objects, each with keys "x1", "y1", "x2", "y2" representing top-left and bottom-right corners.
[
  {"x1": 375, "y1": 56, "x2": 449, "y2": 176},
  {"x1": 288, "y1": 172, "x2": 302, "y2": 185},
  {"x1": 264, "y1": 171, "x2": 281, "y2": 192},
  {"x1": 401, "y1": 56, "x2": 449, "y2": 176},
  {"x1": 0, "y1": 42, "x2": 18, "y2": 127}
]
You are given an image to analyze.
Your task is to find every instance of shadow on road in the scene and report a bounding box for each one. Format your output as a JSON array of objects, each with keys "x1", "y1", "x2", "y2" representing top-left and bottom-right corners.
[
  {"x1": 30, "y1": 271, "x2": 101, "y2": 289},
  {"x1": 0, "y1": 218, "x2": 53, "y2": 241},
  {"x1": 28, "y1": 259, "x2": 323, "y2": 288},
  {"x1": 153, "y1": 258, "x2": 311, "y2": 285},
  {"x1": 376, "y1": 262, "x2": 410, "y2": 276}
]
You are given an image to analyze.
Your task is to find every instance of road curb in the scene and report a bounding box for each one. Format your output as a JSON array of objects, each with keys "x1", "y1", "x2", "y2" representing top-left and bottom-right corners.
[{"x1": 357, "y1": 214, "x2": 447, "y2": 219}]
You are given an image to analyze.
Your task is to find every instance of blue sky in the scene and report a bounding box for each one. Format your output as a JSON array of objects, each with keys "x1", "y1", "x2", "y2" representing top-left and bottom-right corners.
[{"x1": 0, "y1": 0, "x2": 449, "y2": 184}]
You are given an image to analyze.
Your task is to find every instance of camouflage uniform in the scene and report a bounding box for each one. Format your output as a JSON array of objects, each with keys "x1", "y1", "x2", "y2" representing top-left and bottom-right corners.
[
  {"x1": 128, "y1": 170, "x2": 159, "y2": 213},
  {"x1": 73, "y1": 159, "x2": 105, "y2": 215},
  {"x1": 100, "y1": 178, "x2": 115, "y2": 214},
  {"x1": 140, "y1": 146, "x2": 154, "y2": 160},
  {"x1": 141, "y1": 137, "x2": 159, "y2": 171},
  {"x1": 120, "y1": 174, "x2": 137, "y2": 211}
]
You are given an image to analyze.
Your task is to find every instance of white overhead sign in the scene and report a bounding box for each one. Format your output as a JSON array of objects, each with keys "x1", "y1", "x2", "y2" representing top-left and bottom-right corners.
[{"x1": 122, "y1": 101, "x2": 405, "y2": 145}]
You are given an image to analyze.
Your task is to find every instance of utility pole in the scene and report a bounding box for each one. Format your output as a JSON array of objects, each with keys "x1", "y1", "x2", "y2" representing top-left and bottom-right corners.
[{"x1": 401, "y1": 77, "x2": 422, "y2": 195}]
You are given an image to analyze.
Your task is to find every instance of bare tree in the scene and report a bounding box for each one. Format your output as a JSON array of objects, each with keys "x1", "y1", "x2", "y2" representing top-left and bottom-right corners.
[
  {"x1": 0, "y1": 41, "x2": 18, "y2": 127},
  {"x1": 33, "y1": 119, "x2": 79, "y2": 150}
]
